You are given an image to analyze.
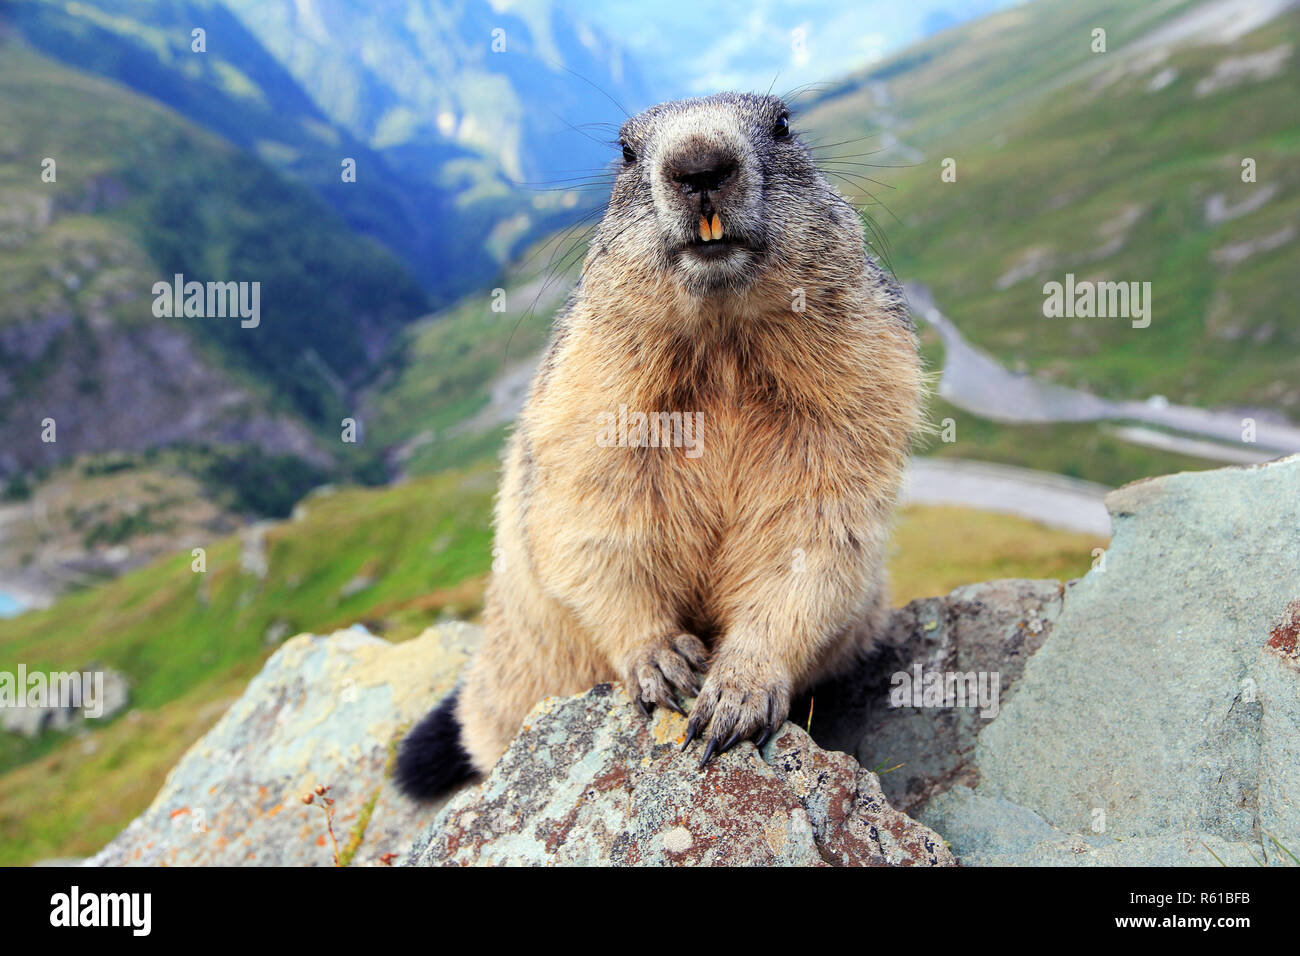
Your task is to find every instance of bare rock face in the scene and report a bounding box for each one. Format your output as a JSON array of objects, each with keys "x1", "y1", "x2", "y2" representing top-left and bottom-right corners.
[
  {"x1": 0, "y1": 316, "x2": 331, "y2": 478},
  {"x1": 809, "y1": 578, "x2": 1064, "y2": 814},
  {"x1": 88, "y1": 623, "x2": 478, "y2": 866},
  {"x1": 918, "y1": 455, "x2": 1300, "y2": 866},
  {"x1": 405, "y1": 683, "x2": 954, "y2": 867}
]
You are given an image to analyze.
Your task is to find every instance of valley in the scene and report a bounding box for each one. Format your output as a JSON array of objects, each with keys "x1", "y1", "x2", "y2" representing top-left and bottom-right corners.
[{"x1": 0, "y1": 0, "x2": 1296, "y2": 865}]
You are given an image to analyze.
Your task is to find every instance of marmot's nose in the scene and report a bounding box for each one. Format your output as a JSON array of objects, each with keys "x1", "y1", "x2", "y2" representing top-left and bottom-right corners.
[{"x1": 670, "y1": 156, "x2": 737, "y2": 195}]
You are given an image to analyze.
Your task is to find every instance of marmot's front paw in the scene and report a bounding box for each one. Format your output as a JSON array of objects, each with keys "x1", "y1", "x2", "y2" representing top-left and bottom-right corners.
[
  {"x1": 624, "y1": 632, "x2": 709, "y2": 717},
  {"x1": 682, "y1": 659, "x2": 790, "y2": 767}
]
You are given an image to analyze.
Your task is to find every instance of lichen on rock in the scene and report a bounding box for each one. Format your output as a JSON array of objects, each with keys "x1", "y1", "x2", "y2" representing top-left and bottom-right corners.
[
  {"x1": 404, "y1": 683, "x2": 953, "y2": 867},
  {"x1": 88, "y1": 622, "x2": 478, "y2": 866}
]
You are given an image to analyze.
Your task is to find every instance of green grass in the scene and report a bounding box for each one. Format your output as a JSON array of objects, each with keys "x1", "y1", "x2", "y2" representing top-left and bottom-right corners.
[
  {"x1": 804, "y1": 0, "x2": 1300, "y2": 419},
  {"x1": 0, "y1": 463, "x2": 498, "y2": 778}
]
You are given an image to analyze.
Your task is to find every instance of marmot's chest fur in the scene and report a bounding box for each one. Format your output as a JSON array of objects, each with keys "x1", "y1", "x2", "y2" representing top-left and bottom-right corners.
[{"x1": 515, "y1": 272, "x2": 918, "y2": 654}]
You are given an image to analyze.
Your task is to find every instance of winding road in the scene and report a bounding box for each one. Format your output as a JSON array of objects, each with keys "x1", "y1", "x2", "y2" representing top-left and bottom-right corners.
[
  {"x1": 905, "y1": 282, "x2": 1300, "y2": 462},
  {"x1": 901, "y1": 458, "x2": 1111, "y2": 537}
]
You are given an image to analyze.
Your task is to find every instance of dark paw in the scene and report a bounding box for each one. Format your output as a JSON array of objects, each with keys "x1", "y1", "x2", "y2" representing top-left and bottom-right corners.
[
  {"x1": 682, "y1": 661, "x2": 789, "y2": 767},
  {"x1": 625, "y1": 632, "x2": 709, "y2": 717}
]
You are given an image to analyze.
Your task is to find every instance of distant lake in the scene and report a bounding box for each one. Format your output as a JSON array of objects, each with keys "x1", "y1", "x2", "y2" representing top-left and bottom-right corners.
[{"x1": 0, "y1": 591, "x2": 24, "y2": 618}]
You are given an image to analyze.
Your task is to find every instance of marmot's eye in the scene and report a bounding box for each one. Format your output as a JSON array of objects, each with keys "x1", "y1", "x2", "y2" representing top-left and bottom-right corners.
[
  {"x1": 621, "y1": 142, "x2": 636, "y2": 164},
  {"x1": 773, "y1": 113, "x2": 790, "y2": 138}
]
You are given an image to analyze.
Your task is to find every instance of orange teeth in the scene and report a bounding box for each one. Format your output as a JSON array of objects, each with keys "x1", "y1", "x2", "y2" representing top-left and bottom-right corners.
[{"x1": 699, "y1": 214, "x2": 725, "y2": 241}]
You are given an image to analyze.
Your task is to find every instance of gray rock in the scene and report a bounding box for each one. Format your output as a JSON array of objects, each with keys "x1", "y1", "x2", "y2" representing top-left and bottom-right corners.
[
  {"x1": 406, "y1": 683, "x2": 954, "y2": 867},
  {"x1": 810, "y1": 578, "x2": 1064, "y2": 814},
  {"x1": 88, "y1": 623, "x2": 479, "y2": 866},
  {"x1": 917, "y1": 455, "x2": 1300, "y2": 865},
  {"x1": 923, "y1": 786, "x2": 1265, "y2": 866}
]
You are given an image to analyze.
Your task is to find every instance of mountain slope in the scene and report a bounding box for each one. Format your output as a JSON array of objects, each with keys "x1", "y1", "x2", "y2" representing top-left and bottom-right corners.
[
  {"x1": 5, "y1": 0, "x2": 475, "y2": 295},
  {"x1": 801, "y1": 0, "x2": 1300, "y2": 417},
  {"x1": 220, "y1": 0, "x2": 652, "y2": 183},
  {"x1": 218, "y1": 0, "x2": 656, "y2": 288},
  {"x1": 7, "y1": 0, "x2": 654, "y2": 300},
  {"x1": 0, "y1": 35, "x2": 425, "y2": 477}
]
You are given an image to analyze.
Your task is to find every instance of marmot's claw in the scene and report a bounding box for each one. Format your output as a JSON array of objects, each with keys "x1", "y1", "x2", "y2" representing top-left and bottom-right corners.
[
  {"x1": 681, "y1": 716, "x2": 702, "y2": 751},
  {"x1": 753, "y1": 695, "x2": 783, "y2": 751},
  {"x1": 686, "y1": 661, "x2": 790, "y2": 770},
  {"x1": 697, "y1": 738, "x2": 720, "y2": 768},
  {"x1": 672, "y1": 633, "x2": 710, "y2": 673},
  {"x1": 625, "y1": 632, "x2": 709, "y2": 720}
]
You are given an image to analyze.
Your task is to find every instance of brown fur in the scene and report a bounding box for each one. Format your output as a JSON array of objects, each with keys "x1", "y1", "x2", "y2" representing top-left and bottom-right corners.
[{"x1": 455, "y1": 95, "x2": 924, "y2": 773}]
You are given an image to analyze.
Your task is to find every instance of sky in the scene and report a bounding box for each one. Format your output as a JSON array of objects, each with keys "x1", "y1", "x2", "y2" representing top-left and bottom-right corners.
[{"x1": 571, "y1": 0, "x2": 1027, "y2": 97}]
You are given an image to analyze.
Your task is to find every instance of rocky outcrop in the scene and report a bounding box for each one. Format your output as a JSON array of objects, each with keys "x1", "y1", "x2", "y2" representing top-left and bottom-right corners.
[
  {"x1": 406, "y1": 683, "x2": 953, "y2": 867},
  {"x1": 87, "y1": 456, "x2": 1300, "y2": 867},
  {"x1": 86, "y1": 622, "x2": 952, "y2": 867},
  {"x1": 88, "y1": 623, "x2": 479, "y2": 866},
  {"x1": 0, "y1": 315, "x2": 331, "y2": 477},
  {"x1": 892, "y1": 455, "x2": 1300, "y2": 865},
  {"x1": 810, "y1": 578, "x2": 1063, "y2": 814}
]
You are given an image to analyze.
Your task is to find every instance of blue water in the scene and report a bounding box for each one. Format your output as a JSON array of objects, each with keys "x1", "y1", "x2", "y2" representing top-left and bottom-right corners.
[{"x1": 0, "y1": 591, "x2": 24, "y2": 618}]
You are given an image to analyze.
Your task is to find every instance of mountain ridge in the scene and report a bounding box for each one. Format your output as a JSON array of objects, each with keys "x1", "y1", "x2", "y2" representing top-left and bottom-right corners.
[{"x1": 0, "y1": 34, "x2": 425, "y2": 480}]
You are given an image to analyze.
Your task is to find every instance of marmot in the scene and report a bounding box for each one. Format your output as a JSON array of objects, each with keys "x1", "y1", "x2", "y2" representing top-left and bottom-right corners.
[{"x1": 396, "y1": 92, "x2": 923, "y2": 796}]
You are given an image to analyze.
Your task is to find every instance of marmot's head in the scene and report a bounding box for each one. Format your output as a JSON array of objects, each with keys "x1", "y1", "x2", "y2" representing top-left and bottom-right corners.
[{"x1": 599, "y1": 92, "x2": 863, "y2": 299}]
